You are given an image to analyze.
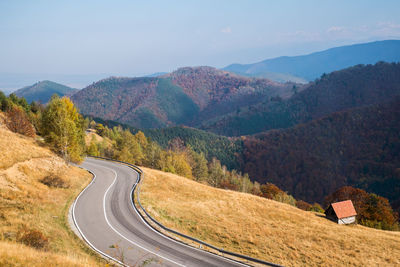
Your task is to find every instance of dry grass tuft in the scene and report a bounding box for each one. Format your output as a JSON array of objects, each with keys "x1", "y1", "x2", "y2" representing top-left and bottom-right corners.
[
  {"x1": 0, "y1": 241, "x2": 95, "y2": 267},
  {"x1": 17, "y1": 229, "x2": 49, "y2": 250},
  {"x1": 40, "y1": 175, "x2": 69, "y2": 188},
  {"x1": 0, "y1": 123, "x2": 102, "y2": 266},
  {"x1": 140, "y1": 167, "x2": 400, "y2": 266}
]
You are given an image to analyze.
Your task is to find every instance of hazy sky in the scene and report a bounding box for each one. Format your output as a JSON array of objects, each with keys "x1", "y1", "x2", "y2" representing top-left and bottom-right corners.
[{"x1": 1, "y1": 0, "x2": 400, "y2": 76}]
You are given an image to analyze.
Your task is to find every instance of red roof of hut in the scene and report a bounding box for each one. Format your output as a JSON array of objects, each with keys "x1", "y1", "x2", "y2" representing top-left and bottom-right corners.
[{"x1": 331, "y1": 200, "x2": 357, "y2": 219}]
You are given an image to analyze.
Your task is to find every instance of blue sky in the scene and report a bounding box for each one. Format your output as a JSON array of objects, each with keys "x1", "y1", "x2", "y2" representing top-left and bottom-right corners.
[{"x1": 1, "y1": 0, "x2": 400, "y2": 77}]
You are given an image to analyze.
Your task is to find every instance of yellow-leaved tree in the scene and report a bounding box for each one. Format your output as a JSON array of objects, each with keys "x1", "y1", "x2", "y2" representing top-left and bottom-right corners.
[{"x1": 41, "y1": 95, "x2": 85, "y2": 163}]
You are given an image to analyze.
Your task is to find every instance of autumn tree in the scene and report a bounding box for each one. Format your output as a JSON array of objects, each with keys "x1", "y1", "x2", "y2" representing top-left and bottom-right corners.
[
  {"x1": 87, "y1": 136, "x2": 100, "y2": 157},
  {"x1": 41, "y1": 96, "x2": 85, "y2": 163},
  {"x1": 0, "y1": 91, "x2": 9, "y2": 111},
  {"x1": 158, "y1": 150, "x2": 193, "y2": 179},
  {"x1": 115, "y1": 129, "x2": 144, "y2": 165},
  {"x1": 207, "y1": 158, "x2": 224, "y2": 187},
  {"x1": 134, "y1": 131, "x2": 148, "y2": 149},
  {"x1": 260, "y1": 183, "x2": 282, "y2": 199},
  {"x1": 5, "y1": 105, "x2": 36, "y2": 137},
  {"x1": 143, "y1": 142, "x2": 162, "y2": 169}
]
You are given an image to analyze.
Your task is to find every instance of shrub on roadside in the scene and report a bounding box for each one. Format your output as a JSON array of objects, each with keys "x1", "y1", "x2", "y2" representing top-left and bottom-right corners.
[
  {"x1": 40, "y1": 175, "x2": 69, "y2": 188},
  {"x1": 5, "y1": 106, "x2": 36, "y2": 137},
  {"x1": 17, "y1": 229, "x2": 49, "y2": 250},
  {"x1": 309, "y1": 203, "x2": 324, "y2": 213},
  {"x1": 296, "y1": 200, "x2": 312, "y2": 210}
]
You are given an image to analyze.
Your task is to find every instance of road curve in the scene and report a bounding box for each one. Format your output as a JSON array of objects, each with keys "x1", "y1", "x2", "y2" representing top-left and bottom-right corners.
[{"x1": 73, "y1": 157, "x2": 249, "y2": 267}]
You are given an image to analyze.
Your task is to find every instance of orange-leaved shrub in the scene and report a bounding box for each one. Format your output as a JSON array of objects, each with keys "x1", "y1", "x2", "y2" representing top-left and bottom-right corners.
[
  {"x1": 6, "y1": 105, "x2": 36, "y2": 137},
  {"x1": 17, "y1": 229, "x2": 49, "y2": 250}
]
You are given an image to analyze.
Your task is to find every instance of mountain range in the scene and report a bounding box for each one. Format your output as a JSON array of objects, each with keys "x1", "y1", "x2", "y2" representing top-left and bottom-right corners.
[
  {"x1": 203, "y1": 62, "x2": 400, "y2": 136},
  {"x1": 13, "y1": 80, "x2": 77, "y2": 104},
  {"x1": 4, "y1": 40, "x2": 400, "y2": 213},
  {"x1": 224, "y1": 40, "x2": 400, "y2": 82},
  {"x1": 71, "y1": 66, "x2": 297, "y2": 129}
]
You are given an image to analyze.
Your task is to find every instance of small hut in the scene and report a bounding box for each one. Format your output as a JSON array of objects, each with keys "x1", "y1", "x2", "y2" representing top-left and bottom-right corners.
[{"x1": 325, "y1": 200, "x2": 357, "y2": 224}]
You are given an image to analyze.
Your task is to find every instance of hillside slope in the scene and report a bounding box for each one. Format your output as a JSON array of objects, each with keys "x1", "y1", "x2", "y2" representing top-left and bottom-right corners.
[
  {"x1": 224, "y1": 40, "x2": 400, "y2": 81},
  {"x1": 140, "y1": 167, "x2": 400, "y2": 266},
  {"x1": 204, "y1": 62, "x2": 400, "y2": 136},
  {"x1": 0, "y1": 117, "x2": 101, "y2": 266},
  {"x1": 240, "y1": 98, "x2": 400, "y2": 212},
  {"x1": 71, "y1": 67, "x2": 297, "y2": 129},
  {"x1": 144, "y1": 126, "x2": 242, "y2": 170},
  {"x1": 13, "y1": 80, "x2": 77, "y2": 104}
]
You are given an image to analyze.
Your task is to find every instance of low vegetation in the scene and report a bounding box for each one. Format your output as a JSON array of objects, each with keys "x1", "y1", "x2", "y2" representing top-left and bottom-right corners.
[
  {"x1": 140, "y1": 168, "x2": 400, "y2": 266},
  {"x1": 0, "y1": 123, "x2": 101, "y2": 266}
]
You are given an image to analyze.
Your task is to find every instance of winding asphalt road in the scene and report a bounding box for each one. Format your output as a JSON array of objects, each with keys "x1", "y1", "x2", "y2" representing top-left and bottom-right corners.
[{"x1": 73, "y1": 157, "x2": 249, "y2": 267}]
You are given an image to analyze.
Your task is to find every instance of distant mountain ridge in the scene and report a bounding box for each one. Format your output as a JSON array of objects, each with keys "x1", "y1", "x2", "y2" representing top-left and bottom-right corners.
[
  {"x1": 71, "y1": 66, "x2": 297, "y2": 129},
  {"x1": 203, "y1": 62, "x2": 400, "y2": 136},
  {"x1": 224, "y1": 40, "x2": 400, "y2": 81},
  {"x1": 13, "y1": 80, "x2": 77, "y2": 104}
]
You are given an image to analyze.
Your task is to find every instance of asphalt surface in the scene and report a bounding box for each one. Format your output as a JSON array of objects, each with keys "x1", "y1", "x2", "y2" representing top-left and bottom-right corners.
[{"x1": 73, "y1": 157, "x2": 248, "y2": 267}]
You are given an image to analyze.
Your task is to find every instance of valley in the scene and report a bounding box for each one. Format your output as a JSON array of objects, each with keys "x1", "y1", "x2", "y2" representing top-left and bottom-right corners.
[{"x1": 1, "y1": 35, "x2": 400, "y2": 266}]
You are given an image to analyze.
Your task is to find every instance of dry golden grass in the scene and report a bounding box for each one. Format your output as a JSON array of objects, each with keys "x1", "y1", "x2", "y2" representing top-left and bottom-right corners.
[
  {"x1": 140, "y1": 167, "x2": 400, "y2": 267},
  {"x1": 0, "y1": 125, "x2": 102, "y2": 266},
  {"x1": 85, "y1": 129, "x2": 104, "y2": 146},
  {"x1": 0, "y1": 242, "x2": 95, "y2": 267}
]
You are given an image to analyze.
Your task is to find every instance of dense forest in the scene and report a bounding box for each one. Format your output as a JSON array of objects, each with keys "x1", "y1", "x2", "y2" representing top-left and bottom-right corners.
[
  {"x1": 144, "y1": 127, "x2": 242, "y2": 170},
  {"x1": 203, "y1": 62, "x2": 400, "y2": 136},
  {"x1": 240, "y1": 98, "x2": 400, "y2": 215},
  {"x1": 71, "y1": 67, "x2": 297, "y2": 129}
]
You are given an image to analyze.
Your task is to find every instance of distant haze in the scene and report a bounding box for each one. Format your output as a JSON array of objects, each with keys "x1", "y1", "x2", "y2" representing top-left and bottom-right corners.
[{"x1": 1, "y1": 0, "x2": 400, "y2": 90}]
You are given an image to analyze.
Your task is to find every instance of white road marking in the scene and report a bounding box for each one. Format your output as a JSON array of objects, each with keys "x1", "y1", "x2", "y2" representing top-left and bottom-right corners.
[
  {"x1": 72, "y1": 167, "x2": 127, "y2": 266},
  {"x1": 127, "y1": 169, "x2": 251, "y2": 267},
  {"x1": 99, "y1": 164, "x2": 186, "y2": 267},
  {"x1": 77, "y1": 158, "x2": 251, "y2": 267}
]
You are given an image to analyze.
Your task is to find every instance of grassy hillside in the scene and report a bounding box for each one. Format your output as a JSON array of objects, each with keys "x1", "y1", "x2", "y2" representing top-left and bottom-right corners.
[
  {"x1": 0, "y1": 118, "x2": 101, "y2": 266},
  {"x1": 140, "y1": 167, "x2": 400, "y2": 266},
  {"x1": 204, "y1": 62, "x2": 400, "y2": 136},
  {"x1": 13, "y1": 80, "x2": 77, "y2": 104}
]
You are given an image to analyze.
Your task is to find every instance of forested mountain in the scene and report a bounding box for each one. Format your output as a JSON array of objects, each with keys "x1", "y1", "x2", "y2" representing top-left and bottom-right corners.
[
  {"x1": 224, "y1": 40, "x2": 400, "y2": 81},
  {"x1": 203, "y1": 62, "x2": 400, "y2": 136},
  {"x1": 240, "y1": 98, "x2": 400, "y2": 214},
  {"x1": 71, "y1": 66, "x2": 297, "y2": 129},
  {"x1": 13, "y1": 80, "x2": 77, "y2": 104}
]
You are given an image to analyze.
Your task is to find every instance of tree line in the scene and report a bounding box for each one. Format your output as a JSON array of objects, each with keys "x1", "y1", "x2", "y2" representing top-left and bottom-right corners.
[{"x1": 1, "y1": 91, "x2": 398, "y2": 230}]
